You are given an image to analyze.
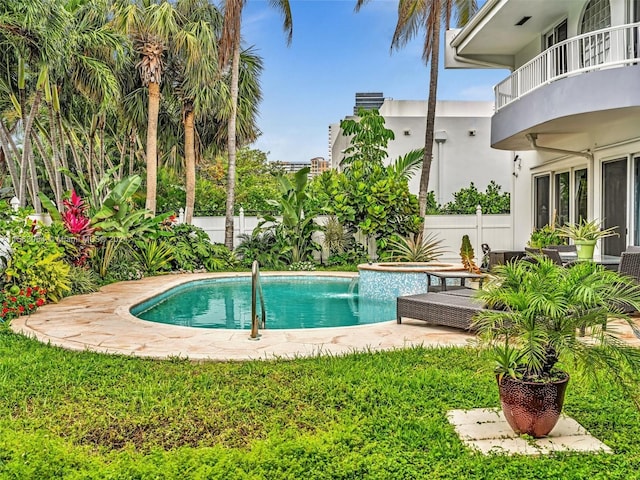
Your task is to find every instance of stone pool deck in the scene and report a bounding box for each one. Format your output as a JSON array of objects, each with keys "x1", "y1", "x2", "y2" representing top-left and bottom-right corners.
[
  {"x1": 10, "y1": 271, "x2": 640, "y2": 361},
  {"x1": 10, "y1": 272, "x2": 479, "y2": 361}
]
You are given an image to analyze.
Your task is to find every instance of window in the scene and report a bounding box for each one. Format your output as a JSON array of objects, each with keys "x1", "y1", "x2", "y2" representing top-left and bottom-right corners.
[
  {"x1": 555, "y1": 172, "x2": 570, "y2": 226},
  {"x1": 545, "y1": 20, "x2": 568, "y2": 76},
  {"x1": 580, "y1": 0, "x2": 611, "y2": 67},
  {"x1": 574, "y1": 169, "x2": 588, "y2": 222},
  {"x1": 534, "y1": 175, "x2": 551, "y2": 229}
]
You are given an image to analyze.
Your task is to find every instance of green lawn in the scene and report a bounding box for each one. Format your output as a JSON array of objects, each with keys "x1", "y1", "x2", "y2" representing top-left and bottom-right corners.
[{"x1": 1, "y1": 331, "x2": 639, "y2": 479}]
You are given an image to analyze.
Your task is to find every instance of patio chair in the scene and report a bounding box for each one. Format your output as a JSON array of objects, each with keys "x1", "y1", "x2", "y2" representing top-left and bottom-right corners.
[
  {"x1": 618, "y1": 251, "x2": 640, "y2": 284},
  {"x1": 541, "y1": 248, "x2": 565, "y2": 266}
]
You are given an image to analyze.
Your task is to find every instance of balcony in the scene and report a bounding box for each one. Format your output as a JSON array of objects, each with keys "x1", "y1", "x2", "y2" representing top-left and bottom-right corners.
[
  {"x1": 495, "y1": 23, "x2": 640, "y2": 110},
  {"x1": 491, "y1": 22, "x2": 640, "y2": 151}
]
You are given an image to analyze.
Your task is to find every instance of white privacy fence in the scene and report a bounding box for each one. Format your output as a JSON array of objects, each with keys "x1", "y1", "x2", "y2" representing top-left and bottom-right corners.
[
  {"x1": 424, "y1": 207, "x2": 513, "y2": 263},
  {"x1": 192, "y1": 206, "x2": 514, "y2": 263}
]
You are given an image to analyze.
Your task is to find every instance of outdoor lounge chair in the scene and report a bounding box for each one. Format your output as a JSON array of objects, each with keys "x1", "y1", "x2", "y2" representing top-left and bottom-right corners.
[{"x1": 396, "y1": 292, "x2": 487, "y2": 331}]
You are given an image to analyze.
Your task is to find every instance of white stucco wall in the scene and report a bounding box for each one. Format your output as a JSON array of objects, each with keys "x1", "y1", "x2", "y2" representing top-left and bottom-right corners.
[{"x1": 330, "y1": 99, "x2": 512, "y2": 205}]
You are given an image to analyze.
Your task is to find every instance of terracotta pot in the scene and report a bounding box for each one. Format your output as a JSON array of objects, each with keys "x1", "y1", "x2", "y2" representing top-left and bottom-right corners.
[{"x1": 497, "y1": 373, "x2": 569, "y2": 437}]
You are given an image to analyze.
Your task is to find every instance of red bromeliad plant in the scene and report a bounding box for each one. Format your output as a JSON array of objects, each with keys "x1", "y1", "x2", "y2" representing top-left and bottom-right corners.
[{"x1": 62, "y1": 191, "x2": 96, "y2": 266}]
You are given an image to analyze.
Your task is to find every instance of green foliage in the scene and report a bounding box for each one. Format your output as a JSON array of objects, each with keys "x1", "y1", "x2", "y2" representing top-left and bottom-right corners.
[
  {"x1": 385, "y1": 232, "x2": 445, "y2": 262},
  {"x1": 288, "y1": 261, "x2": 316, "y2": 271},
  {"x1": 67, "y1": 266, "x2": 100, "y2": 296},
  {"x1": 258, "y1": 167, "x2": 321, "y2": 264},
  {"x1": 311, "y1": 110, "x2": 422, "y2": 254},
  {"x1": 474, "y1": 257, "x2": 640, "y2": 390},
  {"x1": 322, "y1": 215, "x2": 352, "y2": 256},
  {"x1": 340, "y1": 108, "x2": 395, "y2": 174},
  {"x1": 235, "y1": 230, "x2": 288, "y2": 269},
  {"x1": 163, "y1": 223, "x2": 237, "y2": 272},
  {"x1": 131, "y1": 240, "x2": 174, "y2": 275},
  {"x1": 3, "y1": 228, "x2": 71, "y2": 303},
  {"x1": 1, "y1": 335, "x2": 640, "y2": 477},
  {"x1": 528, "y1": 224, "x2": 566, "y2": 249},
  {"x1": 193, "y1": 148, "x2": 282, "y2": 215},
  {"x1": 90, "y1": 175, "x2": 170, "y2": 278},
  {"x1": 459, "y1": 234, "x2": 480, "y2": 273},
  {"x1": 431, "y1": 181, "x2": 511, "y2": 214}
]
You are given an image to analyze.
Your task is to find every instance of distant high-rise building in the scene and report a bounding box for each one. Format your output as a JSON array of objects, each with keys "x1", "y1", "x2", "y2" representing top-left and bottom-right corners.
[
  {"x1": 310, "y1": 157, "x2": 329, "y2": 177},
  {"x1": 354, "y1": 92, "x2": 385, "y2": 114}
]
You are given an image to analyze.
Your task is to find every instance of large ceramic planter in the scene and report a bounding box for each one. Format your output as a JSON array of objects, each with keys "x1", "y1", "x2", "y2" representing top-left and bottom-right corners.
[
  {"x1": 575, "y1": 239, "x2": 597, "y2": 260},
  {"x1": 497, "y1": 373, "x2": 569, "y2": 437}
]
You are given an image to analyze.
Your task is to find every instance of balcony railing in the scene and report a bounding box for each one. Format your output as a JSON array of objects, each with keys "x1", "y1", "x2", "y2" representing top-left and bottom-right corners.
[{"x1": 495, "y1": 22, "x2": 640, "y2": 111}]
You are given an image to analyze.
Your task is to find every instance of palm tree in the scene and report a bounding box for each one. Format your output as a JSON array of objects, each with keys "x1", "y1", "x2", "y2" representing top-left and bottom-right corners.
[
  {"x1": 167, "y1": 0, "x2": 222, "y2": 224},
  {"x1": 219, "y1": 0, "x2": 292, "y2": 249},
  {"x1": 355, "y1": 0, "x2": 478, "y2": 216},
  {"x1": 112, "y1": 0, "x2": 181, "y2": 215}
]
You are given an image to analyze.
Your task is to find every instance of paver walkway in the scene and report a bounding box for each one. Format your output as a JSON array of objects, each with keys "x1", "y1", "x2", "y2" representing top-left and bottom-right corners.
[{"x1": 11, "y1": 272, "x2": 477, "y2": 361}]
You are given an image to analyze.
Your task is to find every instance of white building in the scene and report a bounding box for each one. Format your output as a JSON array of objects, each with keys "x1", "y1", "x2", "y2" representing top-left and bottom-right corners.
[
  {"x1": 446, "y1": 0, "x2": 640, "y2": 255},
  {"x1": 329, "y1": 98, "x2": 513, "y2": 205}
]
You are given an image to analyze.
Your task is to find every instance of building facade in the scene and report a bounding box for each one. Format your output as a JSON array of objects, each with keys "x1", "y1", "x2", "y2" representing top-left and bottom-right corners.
[
  {"x1": 330, "y1": 98, "x2": 513, "y2": 205},
  {"x1": 447, "y1": 0, "x2": 640, "y2": 254}
]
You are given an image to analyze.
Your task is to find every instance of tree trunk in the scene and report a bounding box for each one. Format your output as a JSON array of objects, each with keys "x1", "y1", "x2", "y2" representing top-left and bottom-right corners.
[
  {"x1": 418, "y1": 1, "x2": 442, "y2": 217},
  {"x1": 21, "y1": 91, "x2": 42, "y2": 211},
  {"x1": 55, "y1": 110, "x2": 73, "y2": 191},
  {"x1": 0, "y1": 120, "x2": 20, "y2": 194},
  {"x1": 184, "y1": 105, "x2": 196, "y2": 224},
  {"x1": 145, "y1": 81, "x2": 161, "y2": 215},
  {"x1": 224, "y1": 43, "x2": 241, "y2": 249},
  {"x1": 47, "y1": 103, "x2": 64, "y2": 209}
]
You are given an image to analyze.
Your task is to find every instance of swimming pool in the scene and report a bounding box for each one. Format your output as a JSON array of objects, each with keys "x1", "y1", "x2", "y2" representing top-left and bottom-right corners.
[{"x1": 131, "y1": 275, "x2": 396, "y2": 329}]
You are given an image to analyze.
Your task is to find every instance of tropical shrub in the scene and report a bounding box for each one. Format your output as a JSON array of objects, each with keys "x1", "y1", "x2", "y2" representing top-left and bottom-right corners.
[
  {"x1": 311, "y1": 109, "x2": 423, "y2": 254},
  {"x1": 163, "y1": 223, "x2": 237, "y2": 272},
  {"x1": 428, "y1": 181, "x2": 511, "y2": 214},
  {"x1": 131, "y1": 240, "x2": 174, "y2": 275},
  {"x1": 528, "y1": 223, "x2": 566, "y2": 249},
  {"x1": 260, "y1": 167, "x2": 321, "y2": 264},
  {"x1": 3, "y1": 227, "x2": 71, "y2": 303},
  {"x1": 67, "y1": 266, "x2": 100, "y2": 295},
  {"x1": 459, "y1": 234, "x2": 481, "y2": 273},
  {"x1": 288, "y1": 261, "x2": 316, "y2": 271},
  {"x1": 385, "y1": 232, "x2": 445, "y2": 262},
  {"x1": 235, "y1": 230, "x2": 288, "y2": 269}
]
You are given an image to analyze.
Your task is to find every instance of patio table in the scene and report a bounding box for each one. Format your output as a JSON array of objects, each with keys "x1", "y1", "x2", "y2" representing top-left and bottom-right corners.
[{"x1": 426, "y1": 271, "x2": 486, "y2": 293}]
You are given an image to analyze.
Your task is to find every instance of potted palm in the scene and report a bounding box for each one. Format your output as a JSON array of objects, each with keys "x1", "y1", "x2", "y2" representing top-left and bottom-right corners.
[
  {"x1": 556, "y1": 219, "x2": 619, "y2": 260},
  {"x1": 473, "y1": 257, "x2": 640, "y2": 437}
]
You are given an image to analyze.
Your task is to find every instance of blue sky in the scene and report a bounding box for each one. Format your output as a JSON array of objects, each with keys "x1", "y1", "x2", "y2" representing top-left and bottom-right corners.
[{"x1": 242, "y1": 0, "x2": 507, "y2": 163}]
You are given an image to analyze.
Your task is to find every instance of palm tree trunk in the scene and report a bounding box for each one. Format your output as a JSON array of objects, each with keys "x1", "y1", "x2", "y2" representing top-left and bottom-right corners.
[
  {"x1": 0, "y1": 121, "x2": 20, "y2": 194},
  {"x1": 46, "y1": 103, "x2": 64, "y2": 209},
  {"x1": 21, "y1": 91, "x2": 42, "y2": 211},
  {"x1": 31, "y1": 132, "x2": 58, "y2": 204},
  {"x1": 145, "y1": 81, "x2": 161, "y2": 215},
  {"x1": 184, "y1": 105, "x2": 196, "y2": 224},
  {"x1": 418, "y1": 1, "x2": 441, "y2": 217},
  {"x1": 224, "y1": 43, "x2": 241, "y2": 249},
  {"x1": 55, "y1": 111, "x2": 73, "y2": 191}
]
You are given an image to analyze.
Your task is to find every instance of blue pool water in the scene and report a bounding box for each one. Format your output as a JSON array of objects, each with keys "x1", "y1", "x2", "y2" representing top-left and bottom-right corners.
[{"x1": 131, "y1": 276, "x2": 397, "y2": 329}]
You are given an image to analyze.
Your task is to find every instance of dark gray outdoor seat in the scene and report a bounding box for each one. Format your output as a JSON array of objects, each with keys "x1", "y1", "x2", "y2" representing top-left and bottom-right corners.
[
  {"x1": 618, "y1": 251, "x2": 640, "y2": 284},
  {"x1": 396, "y1": 291, "x2": 487, "y2": 331}
]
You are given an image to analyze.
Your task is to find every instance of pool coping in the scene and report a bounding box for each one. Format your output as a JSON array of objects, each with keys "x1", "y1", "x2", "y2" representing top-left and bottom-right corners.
[{"x1": 10, "y1": 271, "x2": 478, "y2": 361}]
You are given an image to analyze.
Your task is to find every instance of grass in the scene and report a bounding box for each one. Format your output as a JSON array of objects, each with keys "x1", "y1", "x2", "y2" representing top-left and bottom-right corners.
[{"x1": 1, "y1": 331, "x2": 640, "y2": 479}]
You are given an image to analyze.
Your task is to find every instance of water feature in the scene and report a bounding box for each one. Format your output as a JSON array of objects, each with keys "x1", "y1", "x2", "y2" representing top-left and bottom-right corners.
[{"x1": 357, "y1": 262, "x2": 464, "y2": 300}]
